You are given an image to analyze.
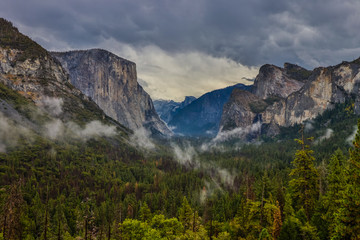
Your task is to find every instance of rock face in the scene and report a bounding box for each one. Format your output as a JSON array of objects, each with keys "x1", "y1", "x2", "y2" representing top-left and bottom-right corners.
[
  {"x1": 220, "y1": 89, "x2": 263, "y2": 131},
  {"x1": 168, "y1": 83, "x2": 252, "y2": 136},
  {"x1": 0, "y1": 19, "x2": 117, "y2": 127},
  {"x1": 51, "y1": 50, "x2": 171, "y2": 136},
  {"x1": 252, "y1": 64, "x2": 309, "y2": 99},
  {"x1": 219, "y1": 59, "x2": 360, "y2": 138},
  {"x1": 263, "y1": 61, "x2": 360, "y2": 127},
  {"x1": 153, "y1": 96, "x2": 196, "y2": 123}
]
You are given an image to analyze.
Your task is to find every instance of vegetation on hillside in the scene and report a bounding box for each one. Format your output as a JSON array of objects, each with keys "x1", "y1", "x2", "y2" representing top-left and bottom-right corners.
[
  {"x1": 0, "y1": 18, "x2": 48, "y2": 62},
  {"x1": 0, "y1": 97, "x2": 359, "y2": 239}
]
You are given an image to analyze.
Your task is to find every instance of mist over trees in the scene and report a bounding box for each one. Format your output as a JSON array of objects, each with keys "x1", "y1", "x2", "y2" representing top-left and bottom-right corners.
[{"x1": 0, "y1": 99, "x2": 359, "y2": 239}]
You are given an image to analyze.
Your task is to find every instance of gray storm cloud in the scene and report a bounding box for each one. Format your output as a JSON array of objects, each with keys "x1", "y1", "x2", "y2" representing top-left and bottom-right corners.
[
  {"x1": 2, "y1": 0, "x2": 360, "y2": 68},
  {"x1": 2, "y1": 0, "x2": 360, "y2": 100}
]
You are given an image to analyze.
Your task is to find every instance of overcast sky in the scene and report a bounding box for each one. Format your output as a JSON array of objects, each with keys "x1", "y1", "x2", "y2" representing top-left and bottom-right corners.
[{"x1": 2, "y1": 0, "x2": 360, "y2": 101}]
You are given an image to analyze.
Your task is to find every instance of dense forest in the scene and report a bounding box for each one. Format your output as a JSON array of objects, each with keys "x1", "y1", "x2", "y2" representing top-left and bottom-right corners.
[{"x1": 0, "y1": 94, "x2": 359, "y2": 240}]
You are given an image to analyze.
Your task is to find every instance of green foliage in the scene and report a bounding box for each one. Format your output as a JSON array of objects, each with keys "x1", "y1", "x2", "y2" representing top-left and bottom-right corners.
[
  {"x1": 178, "y1": 196, "x2": 193, "y2": 231},
  {"x1": 289, "y1": 137, "x2": 319, "y2": 219},
  {"x1": 150, "y1": 214, "x2": 183, "y2": 238},
  {"x1": 0, "y1": 18, "x2": 48, "y2": 62},
  {"x1": 278, "y1": 216, "x2": 302, "y2": 240},
  {"x1": 139, "y1": 202, "x2": 152, "y2": 222},
  {"x1": 0, "y1": 82, "x2": 29, "y2": 107},
  {"x1": 264, "y1": 95, "x2": 282, "y2": 105},
  {"x1": 316, "y1": 149, "x2": 346, "y2": 239},
  {"x1": 259, "y1": 228, "x2": 271, "y2": 240},
  {"x1": 332, "y1": 120, "x2": 360, "y2": 239},
  {"x1": 119, "y1": 219, "x2": 149, "y2": 240},
  {"x1": 213, "y1": 231, "x2": 231, "y2": 240},
  {"x1": 249, "y1": 100, "x2": 268, "y2": 113},
  {"x1": 248, "y1": 96, "x2": 282, "y2": 114},
  {"x1": 0, "y1": 83, "x2": 359, "y2": 239},
  {"x1": 285, "y1": 67, "x2": 312, "y2": 81}
]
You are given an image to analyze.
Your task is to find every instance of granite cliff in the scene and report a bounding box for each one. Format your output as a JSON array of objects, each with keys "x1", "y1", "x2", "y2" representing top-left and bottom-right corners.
[
  {"x1": 252, "y1": 63, "x2": 310, "y2": 99},
  {"x1": 262, "y1": 60, "x2": 360, "y2": 128},
  {"x1": 52, "y1": 50, "x2": 171, "y2": 136},
  {"x1": 0, "y1": 19, "x2": 124, "y2": 130},
  {"x1": 219, "y1": 60, "x2": 360, "y2": 138},
  {"x1": 220, "y1": 89, "x2": 263, "y2": 132}
]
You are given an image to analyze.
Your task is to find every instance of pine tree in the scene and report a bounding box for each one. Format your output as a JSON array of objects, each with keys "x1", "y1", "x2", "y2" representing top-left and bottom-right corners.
[
  {"x1": 178, "y1": 196, "x2": 193, "y2": 231},
  {"x1": 139, "y1": 202, "x2": 151, "y2": 222},
  {"x1": 333, "y1": 120, "x2": 360, "y2": 239},
  {"x1": 323, "y1": 149, "x2": 346, "y2": 238},
  {"x1": 289, "y1": 131, "x2": 319, "y2": 220},
  {"x1": 1, "y1": 180, "x2": 24, "y2": 240},
  {"x1": 272, "y1": 201, "x2": 282, "y2": 240}
]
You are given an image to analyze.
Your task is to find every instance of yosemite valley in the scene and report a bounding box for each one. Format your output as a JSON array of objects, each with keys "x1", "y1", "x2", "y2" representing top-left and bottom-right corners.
[{"x1": 1, "y1": 18, "x2": 360, "y2": 240}]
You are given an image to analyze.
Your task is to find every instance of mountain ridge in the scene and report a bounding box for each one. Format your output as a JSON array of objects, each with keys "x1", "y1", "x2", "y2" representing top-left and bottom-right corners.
[
  {"x1": 0, "y1": 18, "x2": 134, "y2": 152},
  {"x1": 153, "y1": 96, "x2": 196, "y2": 124},
  {"x1": 51, "y1": 49, "x2": 172, "y2": 136},
  {"x1": 168, "y1": 83, "x2": 252, "y2": 136},
  {"x1": 219, "y1": 58, "x2": 360, "y2": 139}
]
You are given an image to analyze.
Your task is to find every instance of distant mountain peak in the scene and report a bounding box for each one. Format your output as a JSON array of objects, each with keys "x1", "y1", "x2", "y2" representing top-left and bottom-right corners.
[
  {"x1": 153, "y1": 96, "x2": 196, "y2": 124},
  {"x1": 167, "y1": 83, "x2": 252, "y2": 136}
]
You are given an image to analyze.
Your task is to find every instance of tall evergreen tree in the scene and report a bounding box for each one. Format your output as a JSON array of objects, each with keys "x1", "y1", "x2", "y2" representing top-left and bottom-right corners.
[
  {"x1": 178, "y1": 196, "x2": 193, "y2": 232},
  {"x1": 323, "y1": 149, "x2": 346, "y2": 238},
  {"x1": 289, "y1": 132, "x2": 319, "y2": 220},
  {"x1": 333, "y1": 120, "x2": 360, "y2": 239}
]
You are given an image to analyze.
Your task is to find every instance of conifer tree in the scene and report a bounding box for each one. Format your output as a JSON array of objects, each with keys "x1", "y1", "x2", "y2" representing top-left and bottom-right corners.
[
  {"x1": 323, "y1": 149, "x2": 346, "y2": 238},
  {"x1": 178, "y1": 196, "x2": 193, "y2": 231},
  {"x1": 289, "y1": 130, "x2": 319, "y2": 220},
  {"x1": 272, "y1": 201, "x2": 282, "y2": 240},
  {"x1": 139, "y1": 202, "x2": 151, "y2": 222},
  {"x1": 333, "y1": 120, "x2": 360, "y2": 239},
  {"x1": 1, "y1": 180, "x2": 24, "y2": 240}
]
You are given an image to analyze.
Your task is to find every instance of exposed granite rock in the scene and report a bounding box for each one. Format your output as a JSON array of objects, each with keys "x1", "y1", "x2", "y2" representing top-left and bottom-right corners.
[
  {"x1": 51, "y1": 49, "x2": 171, "y2": 136},
  {"x1": 0, "y1": 47, "x2": 102, "y2": 121},
  {"x1": 219, "y1": 59, "x2": 360, "y2": 138},
  {"x1": 252, "y1": 64, "x2": 307, "y2": 99},
  {"x1": 263, "y1": 61, "x2": 360, "y2": 127},
  {"x1": 220, "y1": 89, "x2": 263, "y2": 132},
  {"x1": 0, "y1": 19, "x2": 129, "y2": 134}
]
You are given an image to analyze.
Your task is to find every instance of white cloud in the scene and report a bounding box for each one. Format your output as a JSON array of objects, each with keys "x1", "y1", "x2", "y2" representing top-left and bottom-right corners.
[
  {"x1": 201, "y1": 121, "x2": 262, "y2": 151},
  {"x1": 44, "y1": 119, "x2": 64, "y2": 139},
  {"x1": 130, "y1": 127, "x2": 155, "y2": 150},
  {"x1": 304, "y1": 120, "x2": 314, "y2": 132},
  {"x1": 44, "y1": 119, "x2": 117, "y2": 141},
  {"x1": 314, "y1": 128, "x2": 333, "y2": 144},
  {"x1": 347, "y1": 125, "x2": 358, "y2": 144},
  {"x1": 80, "y1": 121, "x2": 117, "y2": 138},
  {"x1": 37, "y1": 96, "x2": 64, "y2": 116},
  {"x1": 98, "y1": 40, "x2": 258, "y2": 101},
  {"x1": 218, "y1": 169, "x2": 235, "y2": 187},
  {"x1": 171, "y1": 142, "x2": 199, "y2": 167},
  {"x1": 0, "y1": 112, "x2": 31, "y2": 152}
]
